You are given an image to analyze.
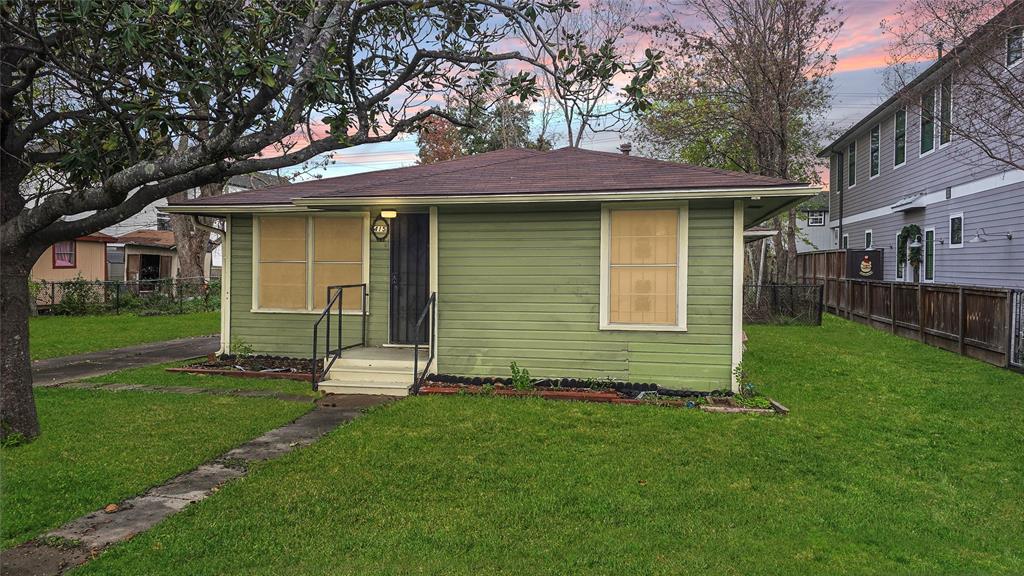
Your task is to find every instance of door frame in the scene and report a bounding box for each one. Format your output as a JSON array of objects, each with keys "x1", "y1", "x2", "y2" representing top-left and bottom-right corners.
[{"x1": 385, "y1": 208, "x2": 438, "y2": 347}]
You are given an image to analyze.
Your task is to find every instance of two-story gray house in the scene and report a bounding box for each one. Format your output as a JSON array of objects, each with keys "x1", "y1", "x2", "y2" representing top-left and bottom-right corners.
[{"x1": 819, "y1": 7, "x2": 1023, "y2": 289}]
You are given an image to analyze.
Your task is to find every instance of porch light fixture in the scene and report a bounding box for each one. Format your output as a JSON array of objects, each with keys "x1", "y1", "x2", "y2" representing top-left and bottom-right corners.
[
  {"x1": 380, "y1": 210, "x2": 398, "y2": 219},
  {"x1": 967, "y1": 228, "x2": 1013, "y2": 243},
  {"x1": 908, "y1": 234, "x2": 923, "y2": 249}
]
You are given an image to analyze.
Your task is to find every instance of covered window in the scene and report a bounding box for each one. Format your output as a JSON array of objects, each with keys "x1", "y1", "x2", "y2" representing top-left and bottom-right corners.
[
  {"x1": 601, "y1": 206, "x2": 687, "y2": 330},
  {"x1": 870, "y1": 124, "x2": 880, "y2": 177},
  {"x1": 920, "y1": 89, "x2": 935, "y2": 154},
  {"x1": 255, "y1": 215, "x2": 367, "y2": 312},
  {"x1": 894, "y1": 109, "x2": 907, "y2": 166},
  {"x1": 949, "y1": 213, "x2": 964, "y2": 247},
  {"x1": 807, "y1": 211, "x2": 826, "y2": 226},
  {"x1": 1008, "y1": 27, "x2": 1023, "y2": 66},
  {"x1": 312, "y1": 216, "x2": 364, "y2": 311},
  {"x1": 940, "y1": 76, "x2": 952, "y2": 145},
  {"x1": 53, "y1": 240, "x2": 76, "y2": 268},
  {"x1": 924, "y1": 228, "x2": 935, "y2": 281},
  {"x1": 847, "y1": 141, "x2": 856, "y2": 187}
]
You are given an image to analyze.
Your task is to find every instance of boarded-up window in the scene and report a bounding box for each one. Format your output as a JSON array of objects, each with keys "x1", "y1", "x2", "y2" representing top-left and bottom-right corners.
[
  {"x1": 258, "y1": 217, "x2": 308, "y2": 310},
  {"x1": 608, "y1": 209, "x2": 678, "y2": 325},
  {"x1": 312, "y1": 217, "x2": 364, "y2": 310}
]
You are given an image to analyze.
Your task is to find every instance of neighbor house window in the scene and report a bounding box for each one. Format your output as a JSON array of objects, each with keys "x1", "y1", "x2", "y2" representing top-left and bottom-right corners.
[
  {"x1": 1008, "y1": 27, "x2": 1023, "y2": 66},
  {"x1": 920, "y1": 88, "x2": 935, "y2": 154},
  {"x1": 894, "y1": 109, "x2": 907, "y2": 166},
  {"x1": 864, "y1": 230, "x2": 873, "y2": 249},
  {"x1": 847, "y1": 141, "x2": 857, "y2": 187},
  {"x1": 842, "y1": 234, "x2": 849, "y2": 249},
  {"x1": 949, "y1": 213, "x2": 964, "y2": 248},
  {"x1": 601, "y1": 206, "x2": 687, "y2": 330},
  {"x1": 870, "y1": 124, "x2": 880, "y2": 177},
  {"x1": 156, "y1": 212, "x2": 171, "y2": 231},
  {"x1": 924, "y1": 228, "x2": 935, "y2": 281},
  {"x1": 807, "y1": 211, "x2": 826, "y2": 226},
  {"x1": 255, "y1": 215, "x2": 367, "y2": 312},
  {"x1": 940, "y1": 76, "x2": 952, "y2": 145},
  {"x1": 53, "y1": 241, "x2": 76, "y2": 268}
]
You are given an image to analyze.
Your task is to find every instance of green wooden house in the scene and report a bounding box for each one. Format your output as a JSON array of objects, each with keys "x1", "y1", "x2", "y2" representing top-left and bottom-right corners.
[{"x1": 165, "y1": 147, "x2": 813, "y2": 395}]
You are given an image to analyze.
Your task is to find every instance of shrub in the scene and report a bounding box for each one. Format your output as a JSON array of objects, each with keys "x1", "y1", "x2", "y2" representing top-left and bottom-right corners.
[{"x1": 509, "y1": 361, "x2": 533, "y2": 391}]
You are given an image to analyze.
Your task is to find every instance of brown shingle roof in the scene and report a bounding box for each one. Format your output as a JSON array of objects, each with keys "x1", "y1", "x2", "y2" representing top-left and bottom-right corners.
[
  {"x1": 117, "y1": 229, "x2": 176, "y2": 249},
  {"x1": 171, "y1": 147, "x2": 805, "y2": 207}
]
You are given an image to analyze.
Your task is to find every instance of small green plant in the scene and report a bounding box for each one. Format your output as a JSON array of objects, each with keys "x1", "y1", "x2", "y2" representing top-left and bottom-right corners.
[
  {"x1": 734, "y1": 395, "x2": 773, "y2": 409},
  {"x1": 230, "y1": 337, "x2": 255, "y2": 357},
  {"x1": 1, "y1": 431, "x2": 27, "y2": 448},
  {"x1": 509, "y1": 361, "x2": 533, "y2": 391},
  {"x1": 480, "y1": 383, "x2": 495, "y2": 396}
]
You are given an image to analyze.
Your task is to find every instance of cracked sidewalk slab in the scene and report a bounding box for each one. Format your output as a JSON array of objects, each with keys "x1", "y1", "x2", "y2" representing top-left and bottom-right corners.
[{"x1": 0, "y1": 394, "x2": 394, "y2": 576}]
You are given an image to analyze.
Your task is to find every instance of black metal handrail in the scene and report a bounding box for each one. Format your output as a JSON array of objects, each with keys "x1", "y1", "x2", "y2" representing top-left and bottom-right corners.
[
  {"x1": 411, "y1": 292, "x2": 437, "y2": 393},
  {"x1": 311, "y1": 283, "x2": 368, "y2": 390}
]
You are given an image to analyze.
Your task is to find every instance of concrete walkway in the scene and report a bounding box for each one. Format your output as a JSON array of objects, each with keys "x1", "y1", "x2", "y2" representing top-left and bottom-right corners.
[
  {"x1": 32, "y1": 335, "x2": 219, "y2": 387},
  {"x1": 1, "y1": 394, "x2": 393, "y2": 576}
]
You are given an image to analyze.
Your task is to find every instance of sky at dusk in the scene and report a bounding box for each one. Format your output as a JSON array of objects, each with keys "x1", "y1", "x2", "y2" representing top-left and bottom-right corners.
[{"x1": 286, "y1": 1, "x2": 902, "y2": 182}]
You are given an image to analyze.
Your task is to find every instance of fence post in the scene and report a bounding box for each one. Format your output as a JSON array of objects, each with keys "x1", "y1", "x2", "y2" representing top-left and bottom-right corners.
[
  {"x1": 890, "y1": 282, "x2": 896, "y2": 334},
  {"x1": 1006, "y1": 289, "x2": 1014, "y2": 368},
  {"x1": 115, "y1": 282, "x2": 121, "y2": 314},
  {"x1": 958, "y1": 286, "x2": 965, "y2": 355},
  {"x1": 817, "y1": 284, "x2": 824, "y2": 325},
  {"x1": 50, "y1": 282, "x2": 56, "y2": 306},
  {"x1": 917, "y1": 283, "x2": 925, "y2": 342}
]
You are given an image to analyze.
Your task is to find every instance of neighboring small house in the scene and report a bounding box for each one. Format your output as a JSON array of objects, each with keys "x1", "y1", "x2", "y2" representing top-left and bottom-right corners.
[
  {"x1": 795, "y1": 192, "x2": 831, "y2": 253},
  {"x1": 166, "y1": 147, "x2": 814, "y2": 395},
  {"x1": 818, "y1": 5, "x2": 1023, "y2": 287},
  {"x1": 109, "y1": 230, "x2": 177, "y2": 284},
  {"x1": 102, "y1": 172, "x2": 288, "y2": 281},
  {"x1": 31, "y1": 233, "x2": 115, "y2": 283}
]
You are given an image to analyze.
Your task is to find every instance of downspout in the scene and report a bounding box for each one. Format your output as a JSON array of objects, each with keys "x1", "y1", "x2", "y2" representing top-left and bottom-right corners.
[{"x1": 836, "y1": 150, "x2": 844, "y2": 248}]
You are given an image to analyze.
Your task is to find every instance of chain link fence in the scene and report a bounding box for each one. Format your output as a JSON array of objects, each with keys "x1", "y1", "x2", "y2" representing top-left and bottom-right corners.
[
  {"x1": 31, "y1": 277, "x2": 220, "y2": 316},
  {"x1": 743, "y1": 284, "x2": 824, "y2": 325}
]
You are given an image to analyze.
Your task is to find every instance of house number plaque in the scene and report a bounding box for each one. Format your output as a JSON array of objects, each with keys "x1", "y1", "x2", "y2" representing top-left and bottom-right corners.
[{"x1": 371, "y1": 215, "x2": 390, "y2": 241}]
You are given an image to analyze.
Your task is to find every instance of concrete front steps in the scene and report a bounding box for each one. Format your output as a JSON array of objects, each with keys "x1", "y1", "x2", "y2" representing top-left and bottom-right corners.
[{"x1": 316, "y1": 346, "x2": 428, "y2": 397}]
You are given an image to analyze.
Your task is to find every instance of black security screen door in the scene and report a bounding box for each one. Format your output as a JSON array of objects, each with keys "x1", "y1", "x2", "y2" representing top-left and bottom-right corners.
[{"x1": 390, "y1": 213, "x2": 430, "y2": 344}]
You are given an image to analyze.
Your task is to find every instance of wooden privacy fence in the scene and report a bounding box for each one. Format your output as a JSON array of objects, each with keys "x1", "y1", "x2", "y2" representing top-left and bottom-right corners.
[{"x1": 796, "y1": 250, "x2": 1022, "y2": 370}]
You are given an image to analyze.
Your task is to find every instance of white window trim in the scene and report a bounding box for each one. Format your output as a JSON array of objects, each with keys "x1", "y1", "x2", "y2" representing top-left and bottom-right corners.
[
  {"x1": 1008, "y1": 27, "x2": 1023, "y2": 69},
  {"x1": 807, "y1": 211, "x2": 826, "y2": 226},
  {"x1": 938, "y1": 75, "x2": 954, "y2": 149},
  {"x1": 923, "y1": 227, "x2": 936, "y2": 283},
  {"x1": 864, "y1": 229, "x2": 873, "y2": 249},
  {"x1": 599, "y1": 203, "x2": 688, "y2": 332},
  {"x1": 949, "y1": 212, "x2": 964, "y2": 249},
  {"x1": 893, "y1": 109, "x2": 907, "y2": 169},
  {"x1": 919, "y1": 88, "x2": 937, "y2": 158},
  {"x1": 847, "y1": 140, "x2": 857, "y2": 188},
  {"x1": 251, "y1": 212, "x2": 371, "y2": 315},
  {"x1": 895, "y1": 233, "x2": 906, "y2": 281},
  {"x1": 869, "y1": 124, "x2": 881, "y2": 179}
]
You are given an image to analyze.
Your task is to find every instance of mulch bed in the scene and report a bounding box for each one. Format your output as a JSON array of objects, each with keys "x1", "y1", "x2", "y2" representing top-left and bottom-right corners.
[
  {"x1": 167, "y1": 354, "x2": 318, "y2": 382},
  {"x1": 416, "y1": 374, "x2": 788, "y2": 414}
]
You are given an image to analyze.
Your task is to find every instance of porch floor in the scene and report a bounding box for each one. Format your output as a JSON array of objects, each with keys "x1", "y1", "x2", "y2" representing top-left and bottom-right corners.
[{"x1": 337, "y1": 346, "x2": 427, "y2": 363}]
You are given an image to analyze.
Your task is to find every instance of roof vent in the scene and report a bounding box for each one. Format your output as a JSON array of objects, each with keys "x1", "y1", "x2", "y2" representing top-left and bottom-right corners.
[{"x1": 618, "y1": 142, "x2": 632, "y2": 156}]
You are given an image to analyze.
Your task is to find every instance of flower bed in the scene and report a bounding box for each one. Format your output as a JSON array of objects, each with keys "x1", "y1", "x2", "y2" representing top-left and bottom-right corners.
[
  {"x1": 416, "y1": 374, "x2": 787, "y2": 414},
  {"x1": 167, "y1": 354, "x2": 318, "y2": 382}
]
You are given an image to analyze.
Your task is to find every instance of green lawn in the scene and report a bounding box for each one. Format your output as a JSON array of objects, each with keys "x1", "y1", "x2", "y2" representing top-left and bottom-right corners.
[
  {"x1": 1, "y1": 388, "x2": 310, "y2": 549},
  {"x1": 29, "y1": 311, "x2": 220, "y2": 360},
  {"x1": 75, "y1": 315, "x2": 1024, "y2": 575},
  {"x1": 86, "y1": 360, "x2": 321, "y2": 398}
]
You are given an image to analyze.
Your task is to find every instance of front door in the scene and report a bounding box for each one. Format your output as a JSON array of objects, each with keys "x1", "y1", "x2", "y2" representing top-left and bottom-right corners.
[{"x1": 389, "y1": 214, "x2": 429, "y2": 344}]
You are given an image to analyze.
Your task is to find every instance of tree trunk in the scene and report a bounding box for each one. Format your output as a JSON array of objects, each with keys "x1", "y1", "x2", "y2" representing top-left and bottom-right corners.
[
  {"x1": 169, "y1": 182, "x2": 221, "y2": 280},
  {"x1": 1, "y1": 256, "x2": 40, "y2": 441}
]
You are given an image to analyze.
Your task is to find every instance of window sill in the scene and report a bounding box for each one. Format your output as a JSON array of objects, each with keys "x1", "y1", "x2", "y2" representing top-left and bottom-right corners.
[
  {"x1": 251, "y1": 308, "x2": 369, "y2": 316},
  {"x1": 599, "y1": 322, "x2": 688, "y2": 333},
  {"x1": 53, "y1": 264, "x2": 77, "y2": 269}
]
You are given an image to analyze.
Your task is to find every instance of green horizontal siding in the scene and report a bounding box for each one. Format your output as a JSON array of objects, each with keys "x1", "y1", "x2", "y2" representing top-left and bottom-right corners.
[
  {"x1": 227, "y1": 214, "x2": 389, "y2": 358},
  {"x1": 436, "y1": 203, "x2": 735, "y2": 390}
]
